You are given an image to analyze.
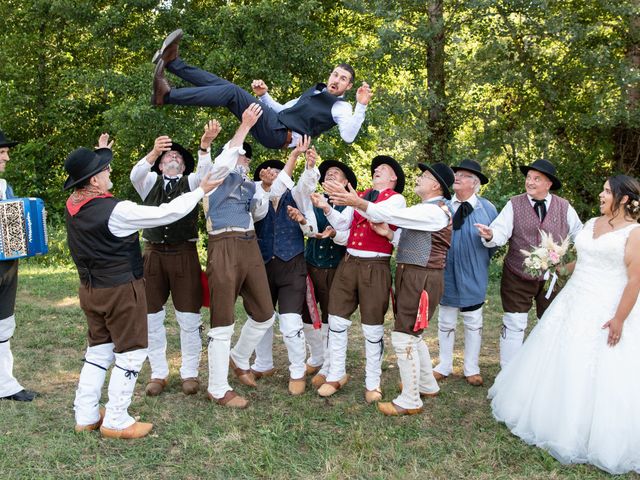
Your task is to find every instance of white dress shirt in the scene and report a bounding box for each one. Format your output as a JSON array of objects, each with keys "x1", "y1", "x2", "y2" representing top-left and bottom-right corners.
[
  {"x1": 259, "y1": 91, "x2": 367, "y2": 146},
  {"x1": 482, "y1": 193, "x2": 583, "y2": 248},
  {"x1": 326, "y1": 191, "x2": 406, "y2": 257}
]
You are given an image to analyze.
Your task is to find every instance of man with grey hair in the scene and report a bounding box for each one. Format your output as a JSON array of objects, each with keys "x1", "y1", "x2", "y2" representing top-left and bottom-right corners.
[{"x1": 434, "y1": 160, "x2": 497, "y2": 386}]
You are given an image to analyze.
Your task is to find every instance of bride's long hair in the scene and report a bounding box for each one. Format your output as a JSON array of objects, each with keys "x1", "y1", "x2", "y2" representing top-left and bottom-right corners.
[{"x1": 608, "y1": 175, "x2": 640, "y2": 223}]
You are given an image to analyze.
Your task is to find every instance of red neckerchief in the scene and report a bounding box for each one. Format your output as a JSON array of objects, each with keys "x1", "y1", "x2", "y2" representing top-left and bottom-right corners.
[{"x1": 66, "y1": 186, "x2": 113, "y2": 216}]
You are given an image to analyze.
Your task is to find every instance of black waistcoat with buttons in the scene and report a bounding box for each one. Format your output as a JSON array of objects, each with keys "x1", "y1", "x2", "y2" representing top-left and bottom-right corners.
[
  {"x1": 304, "y1": 204, "x2": 347, "y2": 269},
  {"x1": 277, "y1": 84, "x2": 343, "y2": 137},
  {"x1": 142, "y1": 175, "x2": 199, "y2": 243}
]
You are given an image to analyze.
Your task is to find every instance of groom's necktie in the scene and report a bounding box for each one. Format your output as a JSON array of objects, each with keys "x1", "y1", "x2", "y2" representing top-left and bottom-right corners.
[{"x1": 533, "y1": 199, "x2": 547, "y2": 222}]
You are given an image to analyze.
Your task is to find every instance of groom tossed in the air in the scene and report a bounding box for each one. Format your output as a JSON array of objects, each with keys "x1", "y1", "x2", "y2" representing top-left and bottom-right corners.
[{"x1": 151, "y1": 29, "x2": 372, "y2": 150}]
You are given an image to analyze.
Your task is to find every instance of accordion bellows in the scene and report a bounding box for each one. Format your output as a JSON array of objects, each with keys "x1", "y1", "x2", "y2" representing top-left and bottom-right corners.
[{"x1": 0, "y1": 198, "x2": 48, "y2": 260}]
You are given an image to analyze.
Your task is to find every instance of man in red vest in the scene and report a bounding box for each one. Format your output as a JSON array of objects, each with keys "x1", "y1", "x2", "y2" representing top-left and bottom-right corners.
[
  {"x1": 311, "y1": 156, "x2": 405, "y2": 403},
  {"x1": 475, "y1": 159, "x2": 582, "y2": 368}
]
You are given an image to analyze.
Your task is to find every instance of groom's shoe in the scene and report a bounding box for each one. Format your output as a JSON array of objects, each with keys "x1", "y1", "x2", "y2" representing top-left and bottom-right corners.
[
  {"x1": 151, "y1": 59, "x2": 171, "y2": 106},
  {"x1": 152, "y1": 29, "x2": 183, "y2": 65},
  {"x1": 0, "y1": 389, "x2": 37, "y2": 402}
]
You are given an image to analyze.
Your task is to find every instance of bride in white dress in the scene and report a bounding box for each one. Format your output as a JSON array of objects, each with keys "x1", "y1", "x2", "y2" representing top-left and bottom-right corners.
[{"x1": 489, "y1": 175, "x2": 640, "y2": 475}]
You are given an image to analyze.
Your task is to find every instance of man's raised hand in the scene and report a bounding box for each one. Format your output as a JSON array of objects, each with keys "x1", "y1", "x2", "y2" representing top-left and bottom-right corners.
[
  {"x1": 251, "y1": 79, "x2": 269, "y2": 97},
  {"x1": 201, "y1": 120, "x2": 221, "y2": 150},
  {"x1": 97, "y1": 133, "x2": 114, "y2": 150},
  {"x1": 356, "y1": 81, "x2": 372, "y2": 105},
  {"x1": 242, "y1": 103, "x2": 263, "y2": 128},
  {"x1": 199, "y1": 172, "x2": 225, "y2": 194}
]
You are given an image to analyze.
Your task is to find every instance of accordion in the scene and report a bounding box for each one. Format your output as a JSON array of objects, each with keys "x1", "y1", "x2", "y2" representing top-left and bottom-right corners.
[{"x1": 0, "y1": 198, "x2": 48, "y2": 260}]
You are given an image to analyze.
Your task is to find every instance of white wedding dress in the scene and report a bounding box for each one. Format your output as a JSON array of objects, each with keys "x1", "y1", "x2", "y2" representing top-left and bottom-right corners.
[{"x1": 489, "y1": 218, "x2": 640, "y2": 475}]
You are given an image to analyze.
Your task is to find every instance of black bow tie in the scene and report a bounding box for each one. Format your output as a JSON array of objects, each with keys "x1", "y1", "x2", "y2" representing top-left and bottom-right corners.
[
  {"x1": 164, "y1": 176, "x2": 178, "y2": 193},
  {"x1": 452, "y1": 201, "x2": 473, "y2": 230},
  {"x1": 364, "y1": 190, "x2": 379, "y2": 202},
  {"x1": 533, "y1": 199, "x2": 547, "y2": 221}
]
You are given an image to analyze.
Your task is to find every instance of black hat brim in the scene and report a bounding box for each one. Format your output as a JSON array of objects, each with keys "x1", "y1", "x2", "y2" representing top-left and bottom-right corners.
[
  {"x1": 151, "y1": 142, "x2": 195, "y2": 176},
  {"x1": 418, "y1": 162, "x2": 452, "y2": 200},
  {"x1": 0, "y1": 140, "x2": 18, "y2": 149},
  {"x1": 63, "y1": 148, "x2": 113, "y2": 190},
  {"x1": 451, "y1": 165, "x2": 488, "y2": 185},
  {"x1": 319, "y1": 160, "x2": 358, "y2": 190},
  {"x1": 253, "y1": 159, "x2": 285, "y2": 181},
  {"x1": 519, "y1": 165, "x2": 562, "y2": 190},
  {"x1": 370, "y1": 155, "x2": 405, "y2": 194}
]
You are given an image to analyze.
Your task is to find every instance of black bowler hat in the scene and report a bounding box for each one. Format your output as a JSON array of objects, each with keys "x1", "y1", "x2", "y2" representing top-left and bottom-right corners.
[
  {"x1": 64, "y1": 147, "x2": 113, "y2": 190},
  {"x1": 151, "y1": 142, "x2": 195, "y2": 175},
  {"x1": 519, "y1": 159, "x2": 561, "y2": 190},
  {"x1": 418, "y1": 162, "x2": 455, "y2": 200},
  {"x1": 253, "y1": 159, "x2": 285, "y2": 181},
  {"x1": 370, "y1": 155, "x2": 405, "y2": 194},
  {"x1": 319, "y1": 160, "x2": 358, "y2": 190},
  {"x1": 452, "y1": 159, "x2": 488, "y2": 185},
  {"x1": 0, "y1": 130, "x2": 18, "y2": 149}
]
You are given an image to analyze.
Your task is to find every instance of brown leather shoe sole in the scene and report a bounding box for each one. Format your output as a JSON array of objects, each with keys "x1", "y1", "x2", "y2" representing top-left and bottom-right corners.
[
  {"x1": 207, "y1": 390, "x2": 248, "y2": 409},
  {"x1": 145, "y1": 378, "x2": 168, "y2": 396},
  {"x1": 100, "y1": 421, "x2": 153, "y2": 439},
  {"x1": 378, "y1": 402, "x2": 423, "y2": 416},
  {"x1": 420, "y1": 391, "x2": 439, "y2": 398},
  {"x1": 181, "y1": 377, "x2": 200, "y2": 395},
  {"x1": 152, "y1": 29, "x2": 183, "y2": 64},
  {"x1": 229, "y1": 357, "x2": 257, "y2": 387},
  {"x1": 74, "y1": 407, "x2": 106, "y2": 433}
]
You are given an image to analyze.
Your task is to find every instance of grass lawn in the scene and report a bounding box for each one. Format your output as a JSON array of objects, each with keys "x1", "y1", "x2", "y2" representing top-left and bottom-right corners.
[{"x1": 0, "y1": 262, "x2": 636, "y2": 479}]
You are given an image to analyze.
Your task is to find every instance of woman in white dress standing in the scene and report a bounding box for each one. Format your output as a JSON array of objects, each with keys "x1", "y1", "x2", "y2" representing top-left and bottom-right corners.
[{"x1": 489, "y1": 174, "x2": 640, "y2": 475}]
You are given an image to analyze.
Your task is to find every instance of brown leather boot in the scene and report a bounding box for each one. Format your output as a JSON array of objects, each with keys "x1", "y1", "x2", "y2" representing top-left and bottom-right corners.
[
  {"x1": 74, "y1": 407, "x2": 106, "y2": 433},
  {"x1": 181, "y1": 377, "x2": 200, "y2": 395},
  {"x1": 100, "y1": 421, "x2": 153, "y2": 439},
  {"x1": 151, "y1": 60, "x2": 171, "y2": 106},
  {"x1": 145, "y1": 378, "x2": 168, "y2": 396},
  {"x1": 207, "y1": 390, "x2": 248, "y2": 409},
  {"x1": 378, "y1": 402, "x2": 423, "y2": 416}
]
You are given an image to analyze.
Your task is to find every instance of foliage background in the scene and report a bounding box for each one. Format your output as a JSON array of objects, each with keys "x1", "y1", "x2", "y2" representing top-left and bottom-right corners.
[{"x1": 1, "y1": 0, "x2": 639, "y2": 223}]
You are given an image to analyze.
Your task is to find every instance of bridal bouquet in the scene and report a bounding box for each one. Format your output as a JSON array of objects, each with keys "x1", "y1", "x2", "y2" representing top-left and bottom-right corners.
[{"x1": 521, "y1": 231, "x2": 575, "y2": 298}]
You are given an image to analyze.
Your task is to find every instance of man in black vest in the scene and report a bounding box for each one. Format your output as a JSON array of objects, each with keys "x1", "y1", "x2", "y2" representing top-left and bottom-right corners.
[
  {"x1": 151, "y1": 29, "x2": 372, "y2": 149},
  {"x1": 130, "y1": 120, "x2": 221, "y2": 397},
  {"x1": 65, "y1": 134, "x2": 221, "y2": 439}
]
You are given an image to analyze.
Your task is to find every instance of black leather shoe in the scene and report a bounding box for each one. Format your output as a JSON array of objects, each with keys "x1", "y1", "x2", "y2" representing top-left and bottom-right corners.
[
  {"x1": 152, "y1": 28, "x2": 183, "y2": 65},
  {"x1": 151, "y1": 59, "x2": 171, "y2": 106},
  {"x1": 1, "y1": 389, "x2": 37, "y2": 402}
]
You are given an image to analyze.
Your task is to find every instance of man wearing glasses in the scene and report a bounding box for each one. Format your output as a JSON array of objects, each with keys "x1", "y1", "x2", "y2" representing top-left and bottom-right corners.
[
  {"x1": 433, "y1": 160, "x2": 497, "y2": 387},
  {"x1": 129, "y1": 121, "x2": 221, "y2": 397}
]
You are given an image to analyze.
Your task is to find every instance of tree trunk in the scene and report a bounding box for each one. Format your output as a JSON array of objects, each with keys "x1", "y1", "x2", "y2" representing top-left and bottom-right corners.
[
  {"x1": 424, "y1": 0, "x2": 448, "y2": 163},
  {"x1": 614, "y1": 2, "x2": 640, "y2": 175}
]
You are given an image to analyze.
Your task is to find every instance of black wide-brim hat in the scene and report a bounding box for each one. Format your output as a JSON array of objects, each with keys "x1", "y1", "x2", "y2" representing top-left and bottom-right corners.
[
  {"x1": 64, "y1": 147, "x2": 113, "y2": 190},
  {"x1": 0, "y1": 130, "x2": 18, "y2": 149},
  {"x1": 452, "y1": 159, "x2": 488, "y2": 185},
  {"x1": 370, "y1": 155, "x2": 405, "y2": 194},
  {"x1": 418, "y1": 162, "x2": 455, "y2": 200},
  {"x1": 253, "y1": 159, "x2": 285, "y2": 181},
  {"x1": 519, "y1": 159, "x2": 561, "y2": 190},
  {"x1": 151, "y1": 142, "x2": 195, "y2": 175},
  {"x1": 319, "y1": 160, "x2": 358, "y2": 190}
]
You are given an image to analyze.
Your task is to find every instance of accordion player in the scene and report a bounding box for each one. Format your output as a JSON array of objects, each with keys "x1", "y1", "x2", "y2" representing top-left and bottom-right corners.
[{"x1": 0, "y1": 197, "x2": 48, "y2": 260}]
